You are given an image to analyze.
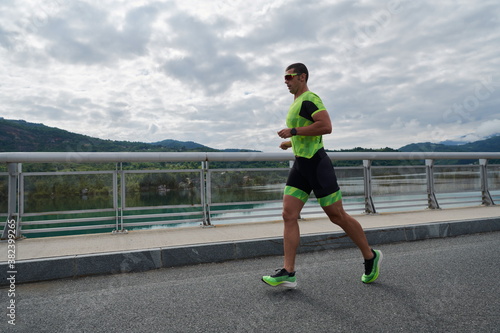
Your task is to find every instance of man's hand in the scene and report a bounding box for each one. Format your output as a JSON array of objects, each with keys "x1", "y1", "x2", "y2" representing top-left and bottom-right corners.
[
  {"x1": 278, "y1": 128, "x2": 293, "y2": 138},
  {"x1": 279, "y1": 141, "x2": 292, "y2": 150}
]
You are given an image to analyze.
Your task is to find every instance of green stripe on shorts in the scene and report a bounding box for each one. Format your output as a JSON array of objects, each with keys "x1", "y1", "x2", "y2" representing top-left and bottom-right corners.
[
  {"x1": 284, "y1": 186, "x2": 309, "y2": 204},
  {"x1": 317, "y1": 190, "x2": 342, "y2": 207}
]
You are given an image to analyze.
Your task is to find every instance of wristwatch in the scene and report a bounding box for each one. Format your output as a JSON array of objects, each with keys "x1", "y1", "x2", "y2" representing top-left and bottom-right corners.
[{"x1": 290, "y1": 128, "x2": 297, "y2": 136}]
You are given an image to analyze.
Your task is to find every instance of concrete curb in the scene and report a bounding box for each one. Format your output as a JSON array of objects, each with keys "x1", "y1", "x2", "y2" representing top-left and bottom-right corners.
[{"x1": 1, "y1": 217, "x2": 499, "y2": 286}]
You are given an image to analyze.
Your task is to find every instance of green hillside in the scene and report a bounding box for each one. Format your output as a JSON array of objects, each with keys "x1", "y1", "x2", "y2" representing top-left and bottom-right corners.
[
  {"x1": 0, "y1": 118, "x2": 280, "y2": 171},
  {"x1": 151, "y1": 139, "x2": 215, "y2": 151},
  {"x1": 0, "y1": 118, "x2": 158, "y2": 152},
  {"x1": 0, "y1": 118, "x2": 263, "y2": 153}
]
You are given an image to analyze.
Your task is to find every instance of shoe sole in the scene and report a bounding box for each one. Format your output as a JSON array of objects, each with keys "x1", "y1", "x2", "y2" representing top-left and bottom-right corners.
[{"x1": 261, "y1": 278, "x2": 297, "y2": 288}]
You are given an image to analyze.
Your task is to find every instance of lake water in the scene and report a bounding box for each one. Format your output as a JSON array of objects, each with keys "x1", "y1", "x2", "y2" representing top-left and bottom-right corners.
[
  {"x1": 17, "y1": 184, "x2": 500, "y2": 237},
  {"x1": 4, "y1": 165, "x2": 499, "y2": 237}
]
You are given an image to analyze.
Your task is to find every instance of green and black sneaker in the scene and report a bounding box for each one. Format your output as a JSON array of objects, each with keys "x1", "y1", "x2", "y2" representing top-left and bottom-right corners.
[
  {"x1": 262, "y1": 268, "x2": 297, "y2": 288},
  {"x1": 362, "y1": 249, "x2": 383, "y2": 283}
]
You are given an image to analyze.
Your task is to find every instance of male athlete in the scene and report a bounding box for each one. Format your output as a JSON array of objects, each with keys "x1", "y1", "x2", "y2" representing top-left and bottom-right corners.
[{"x1": 262, "y1": 63, "x2": 382, "y2": 288}]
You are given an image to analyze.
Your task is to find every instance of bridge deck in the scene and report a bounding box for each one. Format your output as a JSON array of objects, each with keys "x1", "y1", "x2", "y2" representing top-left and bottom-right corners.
[{"x1": 1, "y1": 205, "x2": 499, "y2": 285}]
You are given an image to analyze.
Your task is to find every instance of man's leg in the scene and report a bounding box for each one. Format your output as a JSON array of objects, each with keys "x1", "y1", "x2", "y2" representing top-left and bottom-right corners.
[
  {"x1": 282, "y1": 194, "x2": 305, "y2": 272},
  {"x1": 322, "y1": 200, "x2": 373, "y2": 260},
  {"x1": 261, "y1": 194, "x2": 304, "y2": 287},
  {"x1": 322, "y1": 199, "x2": 383, "y2": 283}
]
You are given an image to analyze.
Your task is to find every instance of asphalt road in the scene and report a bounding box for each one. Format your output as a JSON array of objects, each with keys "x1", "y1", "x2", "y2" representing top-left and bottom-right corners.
[{"x1": 3, "y1": 232, "x2": 499, "y2": 333}]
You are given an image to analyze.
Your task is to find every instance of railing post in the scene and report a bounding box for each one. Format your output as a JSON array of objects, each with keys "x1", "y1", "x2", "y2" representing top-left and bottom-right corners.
[
  {"x1": 112, "y1": 163, "x2": 120, "y2": 233},
  {"x1": 1, "y1": 163, "x2": 21, "y2": 239},
  {"x1": 113, "y1": 162, "x2": 127, "y2": 234},
  {"x1": 202, "y1": 160, "x2": 212, "y2": 226},
  {"x1": 425, "y1": 159, "x2": 440, "y2": 209},
  {"x1": 120, "y1": 163, "x2": 128, "y2": 233},
  {"x1": 363, "y1": 160, "x2": 376, "y2": 214},
  {"x1": 479, "y1": 159, "x2": 494, "y2": 206}
]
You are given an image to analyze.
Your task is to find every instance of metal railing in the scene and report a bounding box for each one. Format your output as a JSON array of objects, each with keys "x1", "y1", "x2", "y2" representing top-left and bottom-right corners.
[{"x1": 1, "y1": 151, "x2": 499, "y2": 239}]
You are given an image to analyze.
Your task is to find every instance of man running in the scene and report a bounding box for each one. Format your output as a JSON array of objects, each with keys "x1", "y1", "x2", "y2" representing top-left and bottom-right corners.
[{"x1": 262, "y1": 63, "x2": 382, "y2": 288}]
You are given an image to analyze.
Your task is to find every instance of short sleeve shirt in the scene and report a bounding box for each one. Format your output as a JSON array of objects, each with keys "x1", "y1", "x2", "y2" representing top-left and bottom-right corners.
[{"x1": 286, "y1": 91, "x2": 326, "y2": 158}]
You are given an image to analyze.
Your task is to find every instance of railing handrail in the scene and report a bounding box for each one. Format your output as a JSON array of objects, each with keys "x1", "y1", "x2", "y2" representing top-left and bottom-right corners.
[{"x1": 1, "y1": 151, "x2": 500, "y2": 163}]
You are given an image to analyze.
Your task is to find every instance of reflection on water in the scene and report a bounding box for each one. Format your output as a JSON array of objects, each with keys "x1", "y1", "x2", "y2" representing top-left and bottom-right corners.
[
  {"x1": 24, "y1": 193, "x2": 114, "y2": 213},
  {"x1": 129, "y1": 188, "x2": 201, "y2": 207}
]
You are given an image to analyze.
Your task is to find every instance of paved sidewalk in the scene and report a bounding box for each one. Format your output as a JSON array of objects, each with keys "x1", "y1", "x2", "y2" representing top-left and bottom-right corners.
[{"x1": 1, "y1": 205, "x2": 499, "y2": 285}]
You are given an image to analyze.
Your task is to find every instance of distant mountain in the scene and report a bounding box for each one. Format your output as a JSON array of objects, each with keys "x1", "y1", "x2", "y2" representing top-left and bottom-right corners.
[
  {"x1": 0, "y1": 118, "x2": 254, "y2": 153},
  {"x1": 439, "y1": 140, "x2": 468, "y2": 146},
  {"x1": 0, "y1": 118, "x2": 158, "y2": 152},
  {"x1": 439, "y1": 133, "x2": 500, "y2": 146},
  {"x1": 398, "y1": 136, "x2": 500, "y2": 153},
  {"x1": 397, "y1": 136, "x2": 500, "y2": 165},
  {"x1": 151, "y1": 139, "x2": 216, "y2": 152}
]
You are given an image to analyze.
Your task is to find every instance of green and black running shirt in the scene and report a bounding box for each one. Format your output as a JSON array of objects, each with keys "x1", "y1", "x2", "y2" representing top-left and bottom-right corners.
[{"x1": 286, "y1": 91, "x2": 327, "y2": 159}]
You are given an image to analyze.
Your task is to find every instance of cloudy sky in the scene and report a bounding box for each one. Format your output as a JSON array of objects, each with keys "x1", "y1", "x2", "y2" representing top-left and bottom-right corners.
[{"x1": 1, "y1": 0, "x2": 499, "y2": 152}]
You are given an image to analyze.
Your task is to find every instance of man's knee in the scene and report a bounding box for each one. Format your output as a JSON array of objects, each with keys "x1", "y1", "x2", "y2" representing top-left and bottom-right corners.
[
  {"x1": 327, "y1": 211, "x2": 344, "y2": 224},
  {"x1": 282, "y1": 209, "x2": 300, "y2": 223},
  {"x1": 324, "y1": 204, "x2": 348, "y2": 224}
]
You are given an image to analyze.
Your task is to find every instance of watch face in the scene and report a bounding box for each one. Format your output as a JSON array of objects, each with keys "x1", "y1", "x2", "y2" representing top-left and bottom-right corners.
[{"x1": 291, "y1": 128, "x2": 297, "y2": 136}]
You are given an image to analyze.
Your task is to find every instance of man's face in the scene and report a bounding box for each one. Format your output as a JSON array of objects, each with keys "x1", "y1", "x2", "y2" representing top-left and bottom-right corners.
[{"x1": 284, "y1": 69, "x2": 303, "y2": 95}]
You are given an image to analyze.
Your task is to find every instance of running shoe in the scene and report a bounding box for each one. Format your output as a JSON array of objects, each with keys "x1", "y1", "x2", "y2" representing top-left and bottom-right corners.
[
  {"x1": 262, "y1": 268, "x2": 297, "y2": 288},
  {"x1": 362, "y1": 249, "x2": 383, "y2": 284}
]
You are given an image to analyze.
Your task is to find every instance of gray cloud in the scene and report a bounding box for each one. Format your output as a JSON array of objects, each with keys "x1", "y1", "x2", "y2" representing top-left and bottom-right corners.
[
  {"x1": 34, "y1": 2, "x2": 159, "y2": 65},
  {"x1": 0, "y1": 0, "x2": 499, "y2": 151},
  {"x1": 0, "y1": 25, "x2": 15, "y2": 49},
  {"x1": 159, "y1": 12, "x2": 250, "y2": 95}
]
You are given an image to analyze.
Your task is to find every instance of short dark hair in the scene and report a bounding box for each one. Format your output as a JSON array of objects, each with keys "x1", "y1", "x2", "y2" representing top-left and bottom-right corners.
[{"x1": 286, "y1": 63, "x2": 309, "y2": 82}]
